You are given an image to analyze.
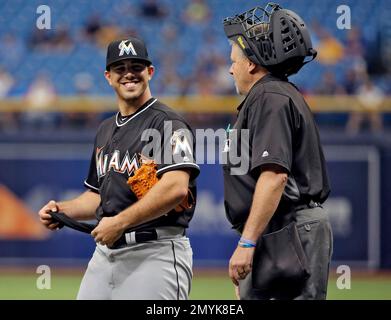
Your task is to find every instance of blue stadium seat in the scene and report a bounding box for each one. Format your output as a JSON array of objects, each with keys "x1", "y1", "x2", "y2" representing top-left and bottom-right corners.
[{"x1": 0, "y1": 0, "x2": 387, "y2": 96}]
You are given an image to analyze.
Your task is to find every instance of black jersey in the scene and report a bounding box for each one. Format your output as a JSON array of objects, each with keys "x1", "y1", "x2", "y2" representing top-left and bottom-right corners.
[
  {"x1": 84, "y1": 97, "x2": 200, "y2": 231},
  {"x1": 223, "y1": 74, "x2": 330, "y2": 230}
]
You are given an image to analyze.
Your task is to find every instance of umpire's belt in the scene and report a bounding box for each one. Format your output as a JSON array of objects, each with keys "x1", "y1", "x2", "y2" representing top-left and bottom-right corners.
[
  {"x1": 294, "y1": 199, "x2": 322, "y2": 211},
  {"x1": 275, "y1": 199, "x2": 322, "y2": 218},
  {"x1": 114, "y1": 226, "x2": 185, "y2": 249}
]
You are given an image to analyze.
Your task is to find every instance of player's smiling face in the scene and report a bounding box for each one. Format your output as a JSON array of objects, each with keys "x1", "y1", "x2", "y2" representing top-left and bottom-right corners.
[{"x1": 105, "y1": 60, "x2": 154, "y2": 102}]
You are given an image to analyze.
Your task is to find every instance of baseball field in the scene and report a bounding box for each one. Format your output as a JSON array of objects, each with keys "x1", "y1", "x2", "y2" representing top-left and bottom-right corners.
[{"x1": 0, "y1": 268, "x2": 390, "y2": 300}]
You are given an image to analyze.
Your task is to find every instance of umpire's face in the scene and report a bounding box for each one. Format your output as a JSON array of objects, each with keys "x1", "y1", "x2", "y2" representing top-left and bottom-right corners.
[
  {"x1": 229, "y1": 43, "x2": 254, "y2": 95},
  {"x1": 105, "y1": 60, "x2": 154, "y2": 103}
]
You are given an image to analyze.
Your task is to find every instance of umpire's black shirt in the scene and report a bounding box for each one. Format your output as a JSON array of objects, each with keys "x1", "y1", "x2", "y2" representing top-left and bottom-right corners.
[
  {"x1": 84, "y1": 98, "x2": 200, "y2": 232},
  {"x1": 223, "y1": 74, "x2": 330, "y2": 231}
]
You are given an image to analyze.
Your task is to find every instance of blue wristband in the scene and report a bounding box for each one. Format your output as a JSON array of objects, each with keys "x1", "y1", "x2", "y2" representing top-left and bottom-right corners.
[
  {"x1": 239, "y1": 237, "x2": 256, "y2": 246},
  {"x1": 238, "y1": 237, "x2": 256, "y2": 248},
  {"x1": 238, "y1": 241, "x2": 256, "y2": 248}
]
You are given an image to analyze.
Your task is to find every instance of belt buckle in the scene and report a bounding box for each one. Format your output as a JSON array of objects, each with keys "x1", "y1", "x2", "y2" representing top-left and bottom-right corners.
[
  {"x1": 110, "y1": 229, "x2": 157, "y2": 249},
  {"x1": 308, "y1": 200, "x2": 320, "y2": 208}
]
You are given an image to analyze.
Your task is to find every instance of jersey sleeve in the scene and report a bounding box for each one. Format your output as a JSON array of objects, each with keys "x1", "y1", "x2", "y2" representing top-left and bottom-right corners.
[
  {"x1": 154, "y1": 119, "x2": 200, "y2": 180},
  {"x1": 84, "y1": 140, "x2": 100, "y2": 194},
  {"x1": 248, "y1": 93, "x2": 294, "y2": 175}
]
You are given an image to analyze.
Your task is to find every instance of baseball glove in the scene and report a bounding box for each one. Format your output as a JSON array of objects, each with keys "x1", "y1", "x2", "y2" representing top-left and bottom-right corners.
[
  {"x1": 127, "y1": 155, "x2": 194, "y2": 212},
  {"x1": 127, "y1": 159, "x2": 158, "y2": 199}
]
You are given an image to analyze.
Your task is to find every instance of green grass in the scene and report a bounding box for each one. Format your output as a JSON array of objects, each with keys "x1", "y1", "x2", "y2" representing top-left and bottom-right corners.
[
  {"x1": 0, "y1": 273, "x2": 390, "y2": 300},
  {"x1": 326, "y1": 277, "x2": 391, "y2": 300},
  {"x1": 0, "y1": 274, "x2": 82, "y2": 300}
]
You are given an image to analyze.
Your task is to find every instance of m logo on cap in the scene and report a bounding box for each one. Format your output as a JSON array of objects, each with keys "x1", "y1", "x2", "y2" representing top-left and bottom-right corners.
[{"x1": 118, "y1": 40, "x2": 137, "y2": 57}]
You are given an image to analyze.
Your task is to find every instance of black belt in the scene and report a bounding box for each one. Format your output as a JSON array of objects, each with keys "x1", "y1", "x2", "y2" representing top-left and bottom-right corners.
[
  {"x1": 49, "y1": 212, "x2": 96, "y2": 233},
  {"x1": 277, "y1": 199, "x2": 322, "y2": 214},
  {"x1": 112, "y1": 229, "x2": 158, "y2": 249},
  {"x1": 49, "y1": 212, "x2": 163, "y2": 248},
  {"x1": 294, "y1": 200, "x2": 322, "y2": 211}
]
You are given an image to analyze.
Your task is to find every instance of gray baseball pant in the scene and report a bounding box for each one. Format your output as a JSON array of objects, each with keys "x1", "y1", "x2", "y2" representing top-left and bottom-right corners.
[{"x1": 77, "y1": 228, "x2": 193, "y2": 300}]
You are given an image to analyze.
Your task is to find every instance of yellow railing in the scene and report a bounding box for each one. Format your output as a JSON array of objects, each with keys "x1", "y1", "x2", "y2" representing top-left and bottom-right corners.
[{"x1": 0, "y1": 95, "x2": 391, "y2": 113}]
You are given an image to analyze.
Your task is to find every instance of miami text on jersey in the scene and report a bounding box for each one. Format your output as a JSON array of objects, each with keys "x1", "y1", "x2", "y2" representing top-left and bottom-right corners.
[{"x1": 96, "y1": 148, "x2": 139, "y2": 179}]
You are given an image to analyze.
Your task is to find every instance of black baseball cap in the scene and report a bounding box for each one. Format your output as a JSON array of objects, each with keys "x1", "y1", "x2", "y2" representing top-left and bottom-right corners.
[{"x1": 106, "y1": 37, "x2": 152, "y2": 70}]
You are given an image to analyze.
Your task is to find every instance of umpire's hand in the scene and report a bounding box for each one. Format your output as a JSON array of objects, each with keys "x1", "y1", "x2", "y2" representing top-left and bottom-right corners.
[
  {"x1": 38, "y1": 200, "x2": 60, "y2": 230},
  {"x1": 229, "y1": 246, "x2": 255, "y2": 286}
]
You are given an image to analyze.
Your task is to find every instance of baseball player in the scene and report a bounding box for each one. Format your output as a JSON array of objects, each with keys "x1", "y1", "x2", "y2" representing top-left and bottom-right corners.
[
  {"x1": 38, "y1": 36, "x2": 200, "y2": 300},
  {"x1": 222, "y1": 3, "x2": 333, "y2": 299}
]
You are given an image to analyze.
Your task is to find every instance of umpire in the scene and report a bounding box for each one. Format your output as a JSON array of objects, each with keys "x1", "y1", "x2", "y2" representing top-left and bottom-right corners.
[{"x1": 222, "y1": 3, "x2": 333, "y2": 300}]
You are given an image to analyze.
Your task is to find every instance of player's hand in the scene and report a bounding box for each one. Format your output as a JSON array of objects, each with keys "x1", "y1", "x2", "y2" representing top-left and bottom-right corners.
[
  {"x1": 38, "y1": 200, "x2": 60, "y2": 230},
  {"x1": 229, "y1": 246, "x2": 255, "y2": 286},
  {"x1": 91, "y1": 216, "x2": 124, "y2": 247}
]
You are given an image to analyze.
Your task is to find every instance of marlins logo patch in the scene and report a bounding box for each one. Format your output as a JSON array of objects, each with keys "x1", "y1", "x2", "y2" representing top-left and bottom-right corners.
[
  {"x1": 170, "y1": 130, "x2": 193, "y2": 162},
  {"x1": 118, "y1": 40, "x2": 137, "y2": 56}
]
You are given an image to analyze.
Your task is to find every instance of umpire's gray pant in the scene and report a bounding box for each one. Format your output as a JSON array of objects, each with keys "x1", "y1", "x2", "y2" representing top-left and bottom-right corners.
[
  {"x1": 77, "y1": 230, "x2": 193, "y2": 300},
  {"x1": 239, "y1": 206, "x2": 333, "y2": 300}
]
